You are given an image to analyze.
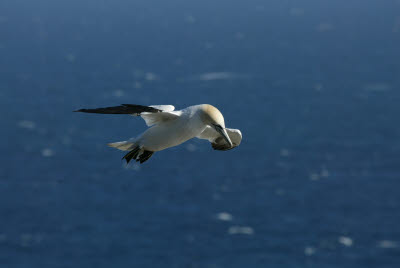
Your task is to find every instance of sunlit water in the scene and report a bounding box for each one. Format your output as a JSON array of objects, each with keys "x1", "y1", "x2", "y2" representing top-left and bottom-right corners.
[{"x1": 1, "y1": 0, "x2": 400, "y2": 267}]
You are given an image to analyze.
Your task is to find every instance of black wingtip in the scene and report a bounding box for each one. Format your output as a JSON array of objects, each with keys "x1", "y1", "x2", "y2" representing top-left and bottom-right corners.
[
  {"x1": 73, "y1": 104, "x2": 161, "y2": 115},
  {"x1": 121, "y1": 104, "x2": 161, "y2": 113}
]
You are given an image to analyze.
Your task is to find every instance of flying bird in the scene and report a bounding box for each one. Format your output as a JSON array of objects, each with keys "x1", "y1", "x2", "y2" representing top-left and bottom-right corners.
[{"x1": 75, "y1": 104, "x2": 242, "y2": 164}]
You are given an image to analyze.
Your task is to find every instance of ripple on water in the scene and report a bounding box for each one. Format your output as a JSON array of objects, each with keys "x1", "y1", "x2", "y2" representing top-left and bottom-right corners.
[
  {"x1": 304, "y1": 246, "x2": 316, "y2": 256},
  {"x1": 41, "y1": 148, "x2": 54, "y2": 157},
  {"x1": 17, "y1": 120, "x2": 36, "y2": 130},
  {"x1": 216, "y1": 212, "x2": 233, "y2": 221},
  {"x1": 377, "y1": 240, "x2": 398, "y2": 249},
  {"x1": 228, "y1": 226, "x2": 254, "y2": 235},
  {"x1": 338, "y1": 236, "x2": 353, "y2": 247}
]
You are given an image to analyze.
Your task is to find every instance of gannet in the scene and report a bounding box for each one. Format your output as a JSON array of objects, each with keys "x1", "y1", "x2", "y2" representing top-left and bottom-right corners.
[{"x1": 75, "y1": 104, "x2": 242, "y2": 164}]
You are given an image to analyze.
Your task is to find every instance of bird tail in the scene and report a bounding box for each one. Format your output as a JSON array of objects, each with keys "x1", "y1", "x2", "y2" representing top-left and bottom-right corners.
[
  {"x1": 108, "y1": 141, "x2": 154, "y2": 164},
  {"x1": 107, "y1": 140, "x2": 136, "y2": 151}
]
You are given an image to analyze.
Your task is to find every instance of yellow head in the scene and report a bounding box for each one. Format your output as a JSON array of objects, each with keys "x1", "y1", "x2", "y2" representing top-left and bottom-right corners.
[
  {"x1": 199, "y1": 104, "x2": 232, "y2": 148},
  {"x1": 199, "y1": 104, "x2": 226, "y2": 127}
]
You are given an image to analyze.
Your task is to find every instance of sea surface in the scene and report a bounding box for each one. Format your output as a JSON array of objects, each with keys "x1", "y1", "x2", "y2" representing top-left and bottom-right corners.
[{"x1": 1, "y1": 0, "x2": 400, "y2": 267}]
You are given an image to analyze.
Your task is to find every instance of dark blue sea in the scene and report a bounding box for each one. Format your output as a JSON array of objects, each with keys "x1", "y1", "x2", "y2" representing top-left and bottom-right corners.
[{"x1": 1, "y1": 0, "x2": 400, "y2": 267}]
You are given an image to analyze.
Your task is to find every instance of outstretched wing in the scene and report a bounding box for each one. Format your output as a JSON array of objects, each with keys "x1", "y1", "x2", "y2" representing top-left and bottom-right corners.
[
  {"x1": 74, "y1": 104, "x2": 162, "y2": 115},
  {"x1": 75, "y1": 104, "x2": 179, "y2": 126},
  {"x1": 139, "y1": 105, "x2": 179, "y2": 126},
  {"x1": 148, "y1": 105, "x2": 175, "y2": 112},
  {"x1": 197, "y1": 126, "x2": 242, "y2": 151}
]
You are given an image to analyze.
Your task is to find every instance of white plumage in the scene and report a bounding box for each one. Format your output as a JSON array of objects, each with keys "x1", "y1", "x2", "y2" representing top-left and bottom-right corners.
[{"x1": 76, "y1": 104, "x2": 242, "y2": 164}]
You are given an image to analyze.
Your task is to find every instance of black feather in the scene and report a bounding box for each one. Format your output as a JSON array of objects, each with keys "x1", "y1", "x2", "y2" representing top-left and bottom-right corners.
[
  {"x1": 74, "y1": 104, "x2": 161, "y2": 115},
  {"x1": 122, "y1": 147, "x2": 141, "y2": 164},
  {"x1": 139, "y1": 151, "x2": 154, "y2": 164},
  {"x1": 122, "y1": 147, "x2": 154, "y2": 164}
]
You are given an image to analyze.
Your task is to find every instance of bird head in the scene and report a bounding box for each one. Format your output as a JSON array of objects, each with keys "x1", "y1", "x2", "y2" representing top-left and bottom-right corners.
[{"x1": 200, "y1": 104, "x2": 233, "y2": 148}]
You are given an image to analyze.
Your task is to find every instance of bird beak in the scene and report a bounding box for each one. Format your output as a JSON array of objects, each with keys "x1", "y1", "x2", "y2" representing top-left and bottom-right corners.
[{"x1": 215, "y1": 126, "x2": 233, "y2": 148}]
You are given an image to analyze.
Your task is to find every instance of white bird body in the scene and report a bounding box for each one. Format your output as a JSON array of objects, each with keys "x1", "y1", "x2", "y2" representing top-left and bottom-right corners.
[
  {"x1": 76, "y1": 104, "x2": 242, "y2": 163},
  {"x1": 139, "y1": 105, "x2": 206, "y2": 151}
]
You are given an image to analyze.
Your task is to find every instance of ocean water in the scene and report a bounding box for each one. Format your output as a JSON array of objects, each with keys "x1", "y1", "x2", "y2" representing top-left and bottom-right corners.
[{"x1": 1, "y1": 0, "x2": 400, "y2": 267}]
